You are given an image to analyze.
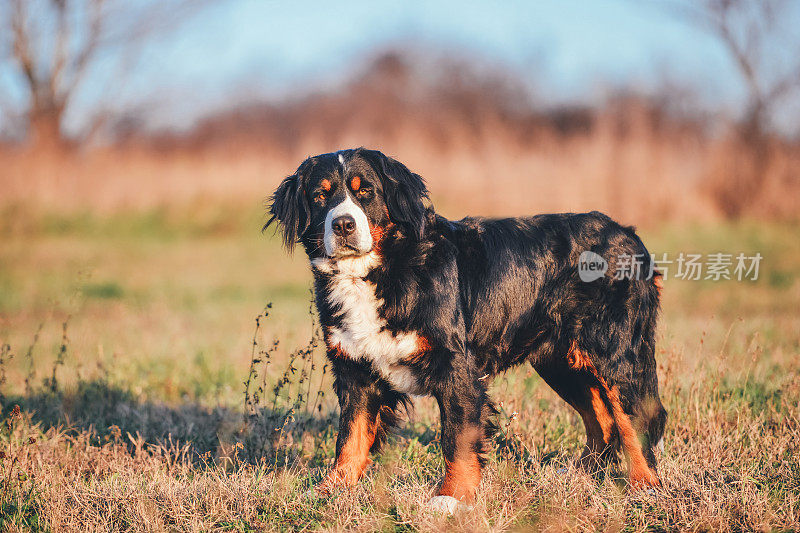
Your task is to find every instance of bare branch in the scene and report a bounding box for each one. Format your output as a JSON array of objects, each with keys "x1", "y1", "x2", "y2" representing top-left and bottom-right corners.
[
  {"x1": 59, "y1": 0, "x2": 106, "y2": 108},
  {"x1": 10, "y1": 0, "x2": 39, "y2": 99},
  {"x1": 2, "y1": 0, "x2": 218, "y2": 147},
  {"x1": 765, "y1": 70, "x2": 800, "y2": 103},
  {"x1": 659, "y1": 0, "x2": 800, "y2": 132},
  {"x1": 711, "y1": 5, "x2": 764, "y2": 105},
  {"x1": 50, "y1": 0, "x2": 70, "y2": 105}
]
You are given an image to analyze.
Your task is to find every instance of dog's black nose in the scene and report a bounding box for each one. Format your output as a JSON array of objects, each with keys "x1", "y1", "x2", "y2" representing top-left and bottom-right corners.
[{"x1": 332, "y1": 215, "x2": 356, "y2": 237}]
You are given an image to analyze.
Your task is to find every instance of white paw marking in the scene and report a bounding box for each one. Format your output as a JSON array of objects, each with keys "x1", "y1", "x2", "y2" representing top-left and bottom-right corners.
[{"x1": 428, "y1": 495, "x2": 472, "y2": 514}]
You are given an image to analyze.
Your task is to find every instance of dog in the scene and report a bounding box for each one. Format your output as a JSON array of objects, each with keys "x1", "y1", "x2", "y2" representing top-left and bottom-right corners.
[{"x1": 266, "y1": 148, "x2": 667, "y2": 506}]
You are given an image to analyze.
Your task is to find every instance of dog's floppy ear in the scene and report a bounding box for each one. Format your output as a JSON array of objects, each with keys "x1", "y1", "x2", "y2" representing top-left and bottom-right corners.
[
  {"x1": 264, "y1": 171, "x2": 309, "y2": 251},
  {"x1": 361, "y1": 149, "x2": 430, "y2": 240}
]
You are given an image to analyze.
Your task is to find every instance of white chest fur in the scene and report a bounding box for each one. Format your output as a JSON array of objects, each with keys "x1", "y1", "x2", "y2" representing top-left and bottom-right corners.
[{"x1": 312, "y1": 253, "x2": 422, "y2": 394}]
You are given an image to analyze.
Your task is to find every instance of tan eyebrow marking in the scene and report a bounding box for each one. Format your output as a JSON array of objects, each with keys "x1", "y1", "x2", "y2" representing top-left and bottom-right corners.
[
  {"x1": 320, "y1": 179, "x2": 331, "y2": 191},
  {"x1": 350, "y1": 176, "x2": 361, "y2": 191}
]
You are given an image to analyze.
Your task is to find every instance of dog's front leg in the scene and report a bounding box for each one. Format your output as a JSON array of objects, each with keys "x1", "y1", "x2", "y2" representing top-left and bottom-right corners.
[
  {"x1": 433, "y1": 364, "x2": 491, "y2": 504},
  {"x1": 317, "y1": 357, "x2": 400, "y2": 494}
]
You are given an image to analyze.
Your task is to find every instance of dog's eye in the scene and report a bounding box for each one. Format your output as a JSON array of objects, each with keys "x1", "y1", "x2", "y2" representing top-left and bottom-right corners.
[
  {"x1": 314, "y1": 192, "x2": 326, "y2": 204},
  {"x1": 356, "y1": 188, "x2": 371, "y2": 199}
]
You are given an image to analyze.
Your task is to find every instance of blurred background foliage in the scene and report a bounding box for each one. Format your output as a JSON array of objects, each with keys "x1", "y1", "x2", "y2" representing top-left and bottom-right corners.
[{"x1": 0, "y1": 0, "x2": 798, "y2": 222}]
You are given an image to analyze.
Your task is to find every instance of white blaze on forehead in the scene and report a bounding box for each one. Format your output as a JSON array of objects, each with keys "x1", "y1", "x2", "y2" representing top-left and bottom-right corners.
[
  {"x1": 324, "y1": 193, "x2": 372, "y2": 256},
  {"x1": 338, "y1": 153, "x2": 345, "y2": 165}
]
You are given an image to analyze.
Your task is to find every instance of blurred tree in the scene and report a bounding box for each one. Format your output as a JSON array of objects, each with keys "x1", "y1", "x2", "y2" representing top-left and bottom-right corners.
[
  {"x1": 0, "y1": 0, "x2": 213, "y2": 149},
  {"x1": 663, "y1": 0, "x2": 800, "y2": 216},
  {"x1": 672, "y1": 0, "x2": 799, "y2": 138}
]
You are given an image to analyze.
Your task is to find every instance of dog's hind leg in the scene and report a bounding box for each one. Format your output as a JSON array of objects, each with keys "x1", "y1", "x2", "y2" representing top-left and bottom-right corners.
[
  {"x1": 600, "y1": 381, "x2": 660, "y2": 487},
  {"x1": 637, "y1": 376, "x2": 668, "y2": 470},
  {"x1": 567, "y1": 342, "x2": 661, "y2": 488},
  {"x1": 534, "y1": 361, "x2": 618, "y2": 473},
  {"x1": 577, "y1": 385, "x2": 618, "y2": 471}
]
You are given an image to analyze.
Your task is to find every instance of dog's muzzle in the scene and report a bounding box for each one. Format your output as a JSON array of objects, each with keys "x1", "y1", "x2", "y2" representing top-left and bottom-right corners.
[{"x1": 324, "y1": 194, "x2": 373, "y2": 256}]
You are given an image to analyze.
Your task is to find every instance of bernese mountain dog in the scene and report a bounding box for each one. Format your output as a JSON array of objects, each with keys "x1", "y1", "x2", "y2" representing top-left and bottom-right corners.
[{"x1": 266, "y1": 148, "x2": 667, "y2": 508}]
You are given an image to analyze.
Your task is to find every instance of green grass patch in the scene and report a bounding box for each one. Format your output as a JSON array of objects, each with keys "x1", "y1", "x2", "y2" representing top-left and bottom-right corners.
[{"x1": 82, "y1": 281, "x2": 124, "y2": 299}]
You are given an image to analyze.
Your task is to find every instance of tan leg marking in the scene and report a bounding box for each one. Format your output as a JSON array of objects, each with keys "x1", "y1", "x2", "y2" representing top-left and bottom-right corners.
[
  {"x1": 318, "y1": 412, "x2": 378, "y2": 491},
  {"x1": 568, "y1": 342, "x2": 659, "y2": 487},
  {"x1": 438, "y1": 426, "x2": 482, "y2": 503},
  {"x1": 577, "y1": 386, "x2": 617, "y2": 469},
  {"x1": 603, "y1": 384, "x2": 659, "y2": 487},
  {"x1": 590, "y1": 387, "x2": 615, "y2": 443},
  {"x1": 567, "y1": 340, "x2": 594, "y2": 371}
]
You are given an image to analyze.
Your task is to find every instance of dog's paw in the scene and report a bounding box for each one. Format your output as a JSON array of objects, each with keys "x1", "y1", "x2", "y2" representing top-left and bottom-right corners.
[{"x1": 428, "y1": 495, "x2": 472, "y2": 514}]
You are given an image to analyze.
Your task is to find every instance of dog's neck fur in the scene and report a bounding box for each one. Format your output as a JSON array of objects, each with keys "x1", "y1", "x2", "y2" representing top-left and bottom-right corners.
[{"x1": 310, "y1": 249, "x2": 425, "y2": 394}]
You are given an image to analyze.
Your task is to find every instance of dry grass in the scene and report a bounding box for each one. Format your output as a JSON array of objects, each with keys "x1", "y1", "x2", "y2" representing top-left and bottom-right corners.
[
  {"x1": 1, "y1": 326, "x2": 798, "y2": 531},
  {"x1": 0, "y1": 211, "x2": 799, "y2": 531}
]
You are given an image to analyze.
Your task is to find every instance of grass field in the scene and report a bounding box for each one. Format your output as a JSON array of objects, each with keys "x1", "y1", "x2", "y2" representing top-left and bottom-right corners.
[{"x1": 1, "y1": 207, "x2": 799, "y2": 531}]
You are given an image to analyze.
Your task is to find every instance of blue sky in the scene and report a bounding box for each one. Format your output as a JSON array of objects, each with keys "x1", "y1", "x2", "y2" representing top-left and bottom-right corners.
[
  {"x1": 127, "y1": 0, "x2": 741, "y2": 127},
  {"x1": 162, "y1": 0, "x2": 734, "y2": 87},
  {"x1": 6, "y1": 0, "x2": 795, "y2": 133}
]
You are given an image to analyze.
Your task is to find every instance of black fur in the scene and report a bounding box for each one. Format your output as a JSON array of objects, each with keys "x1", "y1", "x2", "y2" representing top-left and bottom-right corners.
[
  {"x1": 358, "y1": 148, "x2": 429, "y2": 240},
  {"x1": 266, "y1": 148, "x2": 667, "y2": 499}
]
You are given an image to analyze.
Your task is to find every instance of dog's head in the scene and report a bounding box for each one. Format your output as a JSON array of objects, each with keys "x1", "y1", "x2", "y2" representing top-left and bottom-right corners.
[{"x1": 265, "y1": 148, "x2": 429, "y2": 259}]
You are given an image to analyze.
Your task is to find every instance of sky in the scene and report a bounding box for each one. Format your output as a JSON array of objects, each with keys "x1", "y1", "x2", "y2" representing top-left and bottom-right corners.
[
  {"x1": 124, "y1": 0, "x2": 742, "y2": 129},
  {"x1": 4, "y1": 0, "x2": 798, "y2": 135}
]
